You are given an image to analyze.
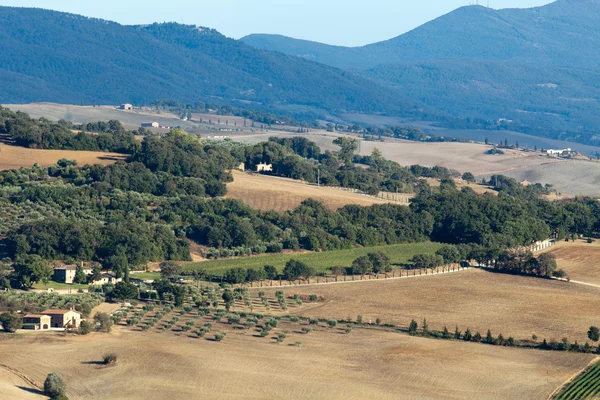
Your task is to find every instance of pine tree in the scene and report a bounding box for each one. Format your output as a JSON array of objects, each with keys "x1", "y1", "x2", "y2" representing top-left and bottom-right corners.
[
  {"x1": 486, "y1": 329, "x2": 493, "y2": 344},
  {"x1": 74, "y1": 264, "x2": 87, "y2": 284},
  {"x1": 454, "y1": 326, "x2": 461, "y2": 340},
  {"x1": 408, "y1": 320, "x2": 418, "y2": 335},
  {"x1": 473, "y1": 332, "x2": 482, "y2": 342},
  {"x1": 443, "y1": 326, "x2": 449, "y2": 338},
  {"x1": 464, "y1": 328, "x2": 472, "y2": 341},
  {"x1": 422, "y1": 318, "x2": 429, "y2": 334}
]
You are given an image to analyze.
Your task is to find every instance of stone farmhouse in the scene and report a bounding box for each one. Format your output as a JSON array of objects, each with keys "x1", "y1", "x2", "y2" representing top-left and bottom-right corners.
[
  {"x1": 53, "y1": 264, "x2": 93, "y2": 284},
  {"x1": 22, "y1": 309, "x2": 82, "y2": 330}
]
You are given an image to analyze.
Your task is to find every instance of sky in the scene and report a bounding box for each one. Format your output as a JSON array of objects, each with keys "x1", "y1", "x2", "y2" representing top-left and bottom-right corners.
[{"x1": 0, "y1": 0, "x2": 555, "y2": 46}]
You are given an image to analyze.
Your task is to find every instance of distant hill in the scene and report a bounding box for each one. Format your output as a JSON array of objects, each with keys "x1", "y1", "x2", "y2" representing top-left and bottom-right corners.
[
  {"x1": 242, "y1": 0, "x2": 600, "y2": 144},
  {"x1": 0, "y1": 7, "x2": 423, "y2": 117},
  {"x1": 243, "y1": 1, "x2": 600, "y2": 70}
]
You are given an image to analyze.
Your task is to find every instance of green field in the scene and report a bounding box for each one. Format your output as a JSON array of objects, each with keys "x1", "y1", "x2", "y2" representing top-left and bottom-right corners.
[
  {"x1": 32, "y1": 281, "x2": 88, "y2": 291},
  {"x1": 182, "y1": 242, "x2": 442, "y2": 275},
  {"x1": 555, "y1": 360, "x2": 600, "y2": 400}
]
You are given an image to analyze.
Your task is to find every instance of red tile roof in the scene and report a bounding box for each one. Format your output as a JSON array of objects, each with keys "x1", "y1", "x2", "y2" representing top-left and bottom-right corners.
[{"x1": 42, "y1": 309, "x2": 80, "y2": 315}]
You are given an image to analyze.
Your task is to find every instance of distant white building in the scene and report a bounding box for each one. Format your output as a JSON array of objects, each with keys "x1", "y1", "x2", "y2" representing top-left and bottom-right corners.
[
  {"x1": 547, "y1": 148, "x2": 572, "y2": 156},
  {"x1": 120, "y1": 104, "x2": 133, "y2": 111},
  {"x1": 141, "y1": 122, "x2": 160, "y2": 128},
  {"x1": 256, "y1": 163, "x2": 273, "y2": 172}
]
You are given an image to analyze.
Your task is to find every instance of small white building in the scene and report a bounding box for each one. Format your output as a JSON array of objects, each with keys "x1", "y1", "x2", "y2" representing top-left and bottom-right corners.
[
  {"x1": 141, "y1": 122, "x2": 160, "y2": 128},
  {"x1": 91, "y1": 273, "x2": 122, "y2": 285},
  {"x1": 256, "y1": 163, "x2": 273, "y2": 172},
  {"x1": 120, "y1": 104, "x2": 133, "y2": 111},
  {"x1": 547, "y1": 148, "x2": 572, "y2": 156}
]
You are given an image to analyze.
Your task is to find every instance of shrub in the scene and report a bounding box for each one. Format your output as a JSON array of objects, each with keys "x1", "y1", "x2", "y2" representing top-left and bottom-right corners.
[
  {"x1": 376, "y1": 318, "x2": 381, "y2": 326},
  {"x1": 309, "y1": 318, "x2": 318, "y2": 325},
  {"x1": 79, "y1": 320, "x2": 92, "y2": 335},
  {"x1": 309, "y1": 294, "x2": 318, "y2": 302},
  {"x1": 409, "y1": 320, "x2": 418, "y2": 335},
  {"x1": 103, "y1": 353, "x2": 118, "y2": 365},
  {"x1": 327, "y1": 320, "x2": 337, "y2": 328},
  {"x1": 44, "y1": 372, "x2": 66, "y2": 399},
  {"x1": 0, "y1": 312, "x2": 23, "y2": 333},
  {"x1": 301, "y1": 327, "x2": 313, "y2": 334},
  {"x1": 277, "y1": 333, "x2": 287, "y2": 343},
  {"x1": 356, "y1": 315, "x2": 363, "y2": 324}
]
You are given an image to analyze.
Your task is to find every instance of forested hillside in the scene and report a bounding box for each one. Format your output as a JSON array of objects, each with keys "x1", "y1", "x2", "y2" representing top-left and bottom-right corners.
[
  {"x1": 0, "y1": 7, "x2": 421, "y2": 117},
  {"x1": 243, "y1": 1, "x2": 600, "y2": 143},
  {"x1": 1, "y1": 108, "x2": 599, "y2": 288}
]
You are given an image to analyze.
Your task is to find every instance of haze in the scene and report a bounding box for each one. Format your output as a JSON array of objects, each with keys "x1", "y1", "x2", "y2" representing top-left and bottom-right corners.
[{"x1": 0, "y1": 0, "x2": 554, "y2": 46}]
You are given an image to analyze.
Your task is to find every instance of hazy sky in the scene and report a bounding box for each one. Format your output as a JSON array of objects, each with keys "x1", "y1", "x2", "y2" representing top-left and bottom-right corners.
[{"x1": 1, "y1": 0, "x2": 554, "y2": 46}]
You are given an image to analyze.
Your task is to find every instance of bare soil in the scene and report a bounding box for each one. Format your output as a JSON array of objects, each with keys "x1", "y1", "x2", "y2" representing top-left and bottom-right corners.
[
  {"x1": 548, "y1": 241, "x2": 600, "y2": 286},
  {"x1": 267, "y1": 269, "x2": 600, "y2": 343},
  {"x1": 0, "y1": 324, "x2": 593, "y2": 400},
  {"x1": 0, "y1": 143, "x2": 127, "y2": 171},
  {"x1": 226, "y1": 170, "x2": 400, "y2": 211}
]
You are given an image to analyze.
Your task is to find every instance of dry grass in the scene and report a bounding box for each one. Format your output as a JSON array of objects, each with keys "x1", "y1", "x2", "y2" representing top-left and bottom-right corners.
[
  {"x1": 225, "y1": 170, "x2": 401, "y2": 211},
  {"x1": 0, "y1": 143, "x2": 127, "y2": 171},
  {"x1": 267, "y1": 269, "x2": 600, "y2": 343},
  {"x1": 548, "y1": 241, "x2": 600, "y2": 286},
  {"x1": 0, "y1": 323, "x2": 593, "y2": 400}
]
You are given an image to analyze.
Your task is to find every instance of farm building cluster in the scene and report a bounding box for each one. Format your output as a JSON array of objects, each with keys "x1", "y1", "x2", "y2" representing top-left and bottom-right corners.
[
  {"x1": 22, "y1": 309, "x2": 82, "y2": 331},
  {"x1": 52, "y1": 264, "x2": 122, "y2": 286}
]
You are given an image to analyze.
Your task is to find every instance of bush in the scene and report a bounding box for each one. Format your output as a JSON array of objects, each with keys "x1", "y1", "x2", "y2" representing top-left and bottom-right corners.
[
  {"x1": 103, "y1": 353, "x2": 118, "y2": 365},
  {"x1": 0, "y1": 312, "x2": 23, "y2": 333},
  {"x1": 214, "y1": 332, "x2": 226, "y2": 341},
  {"x1": 79, "y1": 320, "x2": 92, "y2": 335},
  {"x1": 44, "y1": 372, "x2": 66, "y2": 399},
  {"x1": 327, "y1": 320, "x2": 337, "y2": 328}
]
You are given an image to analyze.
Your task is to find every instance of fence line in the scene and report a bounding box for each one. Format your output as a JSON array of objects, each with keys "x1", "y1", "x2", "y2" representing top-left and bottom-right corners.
[{"x1": 232, "y1": 264, "x2": 472, "y2": 290}]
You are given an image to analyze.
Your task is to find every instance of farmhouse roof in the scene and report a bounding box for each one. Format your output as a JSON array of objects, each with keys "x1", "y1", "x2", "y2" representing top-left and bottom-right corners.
[
  {"x1": 24, "y1": 314, "x2": 49, "y2": 318},
  {"x1": 42, "y1": 309, "x2": 81, "y2": 315},
  {"x1": 54, "y1": 265, "x2": 77, "y2": 270}
]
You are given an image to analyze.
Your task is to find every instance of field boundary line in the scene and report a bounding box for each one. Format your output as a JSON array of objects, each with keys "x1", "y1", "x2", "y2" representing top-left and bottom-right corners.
[
  {"x1": 244, "y1": 267, "x2": 474, "y2": 290},
  {"x1": 547, "y1": 357, "x2": 600, "y2": 399},
  {"x1": 0, "y1": 363, "x2": 42, "y2": 390}
]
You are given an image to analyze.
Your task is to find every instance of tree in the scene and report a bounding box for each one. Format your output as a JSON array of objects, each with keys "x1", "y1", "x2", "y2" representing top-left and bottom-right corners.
[
  {"x1": 79, "y1": 320, "x2": 92, "y2": 335},
  {"x1": 94, "y1": 312, "x2": 113, "y2": 332},
  {"x1": 486, "y1": 329, "x2": 493, "y2": 344},
  {"x1": 246, "y1": 268, "x2": 266, "y2": 283},
  {"x1": 224, "y1": 267, "x2": 247, "y2": 284},
  {"x1": 0, "y1": 312, "x2": 23, "y2": 333},
  {"x1": 462, "y1": 172, "x2": 476, "y2": 183},
  {"x1": 73, "y1": 264, "x2": 87, "y2": 284},
  {"x1": 352, "y1": 256, "x2": 373, "y2": 275},
  {"x1": 536, "y1": 253, "x2": 557, "y2": 277},
  {"x1": 263, "y1": 265, "x2": 277, "y2": 280},
  {"x1": 588, "y1": 326, "x2": 600, "y2": 343},
  {"x1": 111, "y1": 282, "x2": 139, "y2": 302},
  {"x1": 44, "y1": 372, "x2": 66, "y2": 399},
  {"x1": 12, "y1": 255, "x2": 52, "y2": 288},
  {"x1": 283, "y1": 260, "x2": 314, "y2": 281},
  {"x1": 436, "y1": 246, "x2": 461, "y2": 264},
  {"x1": 222, "y1": 289, "x2": 234, "y2": 311},
  {"x1": 368, "y1": 252, "x2": 391, "y2": 273},
  {"x1": 332, "y1": 137, "x2": 358, "y2": 165},
  {"x1": 160, "y1": 261, "x2": 181, "y2": 280},
  {"x1": 408, "y1": 319, "x2": 418, "y2": 335},
  {"x1": 88, "y1": 264, "x2": 102, "y2": 284}
]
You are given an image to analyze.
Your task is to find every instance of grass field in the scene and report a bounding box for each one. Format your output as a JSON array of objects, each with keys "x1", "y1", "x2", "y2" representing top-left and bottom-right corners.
[
  {"x1": 0, "y1": 143, "x2": 127, "y2": 171},
  {"x1": 225, "y1": 170, "x2": 405, "y2": 211},
  {"x1": 182, "y1": 242, "x2": 442, "y2": 275},
  {"x1": 554, "y1": 359, "x2": 600, "y2": 399},
  {"x1": 265, "y1": 269, "x2": 600, "y2": 343},
  {"x1": 0, "y1": 323, "x2": 594, "y2": 400},
  {"x1": 548, "y1": 241, "x2": 600, "y2": 286},
  {"x1": 31, "y1": 281, "x2": 88, "y2": 291}
]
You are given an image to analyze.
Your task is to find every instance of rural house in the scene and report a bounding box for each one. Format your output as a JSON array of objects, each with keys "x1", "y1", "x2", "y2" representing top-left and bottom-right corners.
[
  {"x1": 42, "y1": 309, "x2": 82, "y2": 329},
  {"x1": 120, "y1": 103, "x2": 133, "y2": 110},
  {"x1": 91, "y1": 273, "x2": 122, "y2": 286},
  {"x1": 141, "y1": 122, "x2": 160, "y2": 128},
  {"x1": 256, "y1": 163, "x2": 273, "y2": 172},
  {"x1": 22, "y1": 314, "x2": 51, "y2": 331},
  {"x1": 53, "y1": 264, "x2": 93, "y2": 284}
]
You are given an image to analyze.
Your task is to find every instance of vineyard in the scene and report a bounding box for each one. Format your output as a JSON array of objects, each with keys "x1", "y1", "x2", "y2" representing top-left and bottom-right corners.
[{"x1": 555, "y1": 360, "x2": 600, "y2": 400}]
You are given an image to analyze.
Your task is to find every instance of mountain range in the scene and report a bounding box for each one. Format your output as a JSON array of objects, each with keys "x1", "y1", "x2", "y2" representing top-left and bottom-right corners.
[
  {"x1": 243, "y1": 0, "x2": 600, "y2": 144},
  {"x1": 0, "y1": 7, "x2": 422, "y2": 118},
  {"x1": 1, "y1": 1, "x2": 600, "y2": 146}
]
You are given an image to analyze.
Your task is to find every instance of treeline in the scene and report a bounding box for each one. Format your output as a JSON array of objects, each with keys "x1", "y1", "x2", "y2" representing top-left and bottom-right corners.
[
  {"x1": 243, "y1": 137, "x2": 457, "y2": 195},
  {"x1": 0, "y1": 106, "x2": 140, "y2": 153},
  {"x1": 152, "y1": 100, "x2": 305, "y2": 127},
  {"x1": 362, "y1": 125, "x2": 471, "y2": 143}
]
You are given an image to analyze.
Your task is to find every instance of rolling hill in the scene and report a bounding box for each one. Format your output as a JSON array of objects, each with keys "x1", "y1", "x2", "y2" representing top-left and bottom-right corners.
[{"x1": 0, "y1": 7, "x2": 423, "y2": 117}]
